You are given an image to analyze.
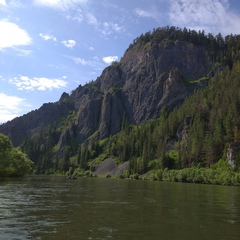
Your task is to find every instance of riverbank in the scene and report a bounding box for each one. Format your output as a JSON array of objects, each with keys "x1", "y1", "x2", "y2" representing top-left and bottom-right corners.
[{"x1": 71, "y1": 159, "x2": 240, "y2": 186}]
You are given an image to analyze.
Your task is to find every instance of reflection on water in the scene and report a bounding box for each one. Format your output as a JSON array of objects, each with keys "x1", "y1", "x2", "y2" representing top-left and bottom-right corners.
[{"x1": 0, "y1": 176, "x2": 240, "y2": 240}]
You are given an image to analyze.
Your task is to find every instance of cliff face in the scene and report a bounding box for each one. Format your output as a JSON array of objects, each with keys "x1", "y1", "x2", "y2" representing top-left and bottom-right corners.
[
  {"x1": 69, "y1": 39, "x2": 211, "y2": 143},
  {"x1": 0, "y1": 37, "x2": 213, "y2": 159},
  {"x1": 97, "y1": 40, "x2": 211, "y2": 123}
]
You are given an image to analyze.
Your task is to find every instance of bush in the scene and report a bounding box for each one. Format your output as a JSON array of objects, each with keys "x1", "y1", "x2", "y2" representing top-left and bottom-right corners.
[
  {"x1": 0, "y1": 134, "x2": 33, "y2": 177},
  {"x1": 104, "y1": 173, "x2": 112, "y2": 178},
  {"x1": 155, "y1": 169, "x2": 163, "y2": 181},
  {"x1": 130, "y1": 173, "x2": 140, "y2": 180},
  {"x1": 115, "y1": 172, "x2": 126, "y2": 179},
  {"x1": 160, "y1": 159, "x2": 240, "y2": 186},
  {"x1": 84, "y1": 170, "x2": 95, "y2": 177}
]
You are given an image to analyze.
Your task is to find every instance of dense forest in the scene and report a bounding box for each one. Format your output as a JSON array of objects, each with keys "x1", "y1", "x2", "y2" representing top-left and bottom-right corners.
[
  {"x1": 2, "y1": 26, "x2": 240, "y2": 184},
  {"x1": 75, "y1": 61, "x2": 240, "y2": 185},
  {"x1": 75, "y1": 27, "x2": 240, "y2": 183}
]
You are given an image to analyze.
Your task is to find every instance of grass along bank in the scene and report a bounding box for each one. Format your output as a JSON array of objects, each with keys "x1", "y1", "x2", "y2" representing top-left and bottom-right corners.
[{"x1": 69, "y1": 159, "x2": 240, "y2": 186}]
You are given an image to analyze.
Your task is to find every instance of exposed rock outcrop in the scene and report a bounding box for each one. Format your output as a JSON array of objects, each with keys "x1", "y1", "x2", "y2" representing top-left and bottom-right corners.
[
  {"x1": 93, "y1": 159, "x2": 129, "y2": 176},
  {"x1": 0, "y1": 35, "x2": 214, "y2": 160},
  {"x1": 177, "y1": 116, "x2": 191, "y2": 141},
  {"x1": 227, "y1": 142, "x2": 240, "y2": 169}
]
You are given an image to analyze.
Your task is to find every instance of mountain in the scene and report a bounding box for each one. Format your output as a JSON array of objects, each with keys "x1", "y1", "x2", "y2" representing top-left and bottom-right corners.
[{"x1": 1, "y1": 26, "x2": 240, "y2": 175}]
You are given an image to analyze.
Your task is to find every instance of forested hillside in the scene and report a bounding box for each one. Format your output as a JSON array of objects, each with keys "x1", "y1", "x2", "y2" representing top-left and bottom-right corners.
[
  {"x1": 1, "y1": 26, "x2": 240, "y2": 181},
  {"x1": 82, "y1": 62, "x2": 240, "y2": 172}
]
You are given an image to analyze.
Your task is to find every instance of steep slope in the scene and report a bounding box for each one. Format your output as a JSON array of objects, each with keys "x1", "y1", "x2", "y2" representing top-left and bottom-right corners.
[
  {"x1": 1, "y1": 26, "x2": 238, "y2": 173},
  {"x1": 69, "y1": 37, "x2": 212, "y2": 141},
  {"x1": 92, "y1": 61, "x2": 240, "y2": 176}
]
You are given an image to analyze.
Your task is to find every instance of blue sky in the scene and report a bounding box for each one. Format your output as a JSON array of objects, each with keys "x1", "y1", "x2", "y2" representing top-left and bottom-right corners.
[{"x1": 1, "y1": 0, "x2": 240, "y2": 123}]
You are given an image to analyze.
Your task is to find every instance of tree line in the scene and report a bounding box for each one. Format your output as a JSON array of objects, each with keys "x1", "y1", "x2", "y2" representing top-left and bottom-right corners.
[{"x1": 128, "y1": 26, "x2": 240, "y2": 68}]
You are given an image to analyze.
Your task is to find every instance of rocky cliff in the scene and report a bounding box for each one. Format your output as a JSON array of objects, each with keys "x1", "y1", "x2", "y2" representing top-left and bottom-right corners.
[{"x1": 0, "y1": 28, "x2": 215, "y2": 164}]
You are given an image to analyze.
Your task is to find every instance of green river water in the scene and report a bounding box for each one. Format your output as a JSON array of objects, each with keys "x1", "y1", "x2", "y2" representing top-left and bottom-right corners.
[{"x1": 0, "y1": 176, "x2": 239, "y2": 240}]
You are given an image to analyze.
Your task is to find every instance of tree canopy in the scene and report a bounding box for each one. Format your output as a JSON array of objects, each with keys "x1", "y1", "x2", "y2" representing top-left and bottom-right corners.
[{"x1": 0, "y1": 134, "x2": 33, "y2": 177}]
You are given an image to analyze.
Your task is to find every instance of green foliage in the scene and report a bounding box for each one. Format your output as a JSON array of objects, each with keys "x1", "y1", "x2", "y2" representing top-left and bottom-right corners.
[
  {"x1": 0, "y1": 134, "x2": 33, "y2": 177},
  {"x1": 104, "y1": 173, "x2": 112, "y2": 178},
  {"x1": 110, "y1": 87, "x2": 123, "y2": 95},
  {"x1": 111, "y1": 61, "x2": 122, "y2": 66},
  {"x1": 161, "y1": 160, "x2": 240, "y2": 186},
  {"x1": 84, "y1": 170, "x2": 96, "y2": 177},
  {"x1": 114, "y1": 170, "x2": 129, "y2": 179},
  {"x1": 12, "y1": 26, "x2": 240, "y2": 184},
  {"x1": 142, "y1": 169, "x2": 163, "y2": 181},
  {"x1": 129, "y1": 26, "x2": 240, "y2": 67},
  {"x1": 77, "y1": 61, "x2": 240, "y2": 186},
  {"x1": 129, "y1": 173, "x2": 140, "y2": 180}
]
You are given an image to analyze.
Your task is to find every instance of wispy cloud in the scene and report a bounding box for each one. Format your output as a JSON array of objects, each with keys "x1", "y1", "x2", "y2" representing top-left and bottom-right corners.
[
  {"x1": 86, "y1": 12, "x2": 98, "y2": 26},
  {"x1": 39, "y1": 33, "x2": 57, "y2": 42},
  {"x1": 0, "y1": 93, "x2": 30, "y2": 123},
  {"x1": 64, "y1": 9, "x2": 84, "y2": 22},
  {"x1": 0, "y1": 20, "x2": 31, "y2": 49},
  {"x1": 1, "y1": 0, "x2": 23, "y2": 8},
  {"x1": 13, "y1": 48, "x2": 33, "y2": 56},
  {"x1": 67, "y1": 56, "x2": 103, "y2": 71},
  {"x1": 100, "y1": 22, "x2": 124, "y2": 37},
  {"x1": 103, "y1": 56, "x2": 118, "y2": 64},
  {"x1": 34, "y1": 0, "x2": 124, "y2": 39},
  {"x1": 36, "y1": 1, "x2": 86, "y2": 22},
  {"x1": 71, "y1": 57, "x2": 88, "y2": 65},
  {"x1": 134, "y1": 8, "x2": 159, "y2": 20},
  {"x1": 9, "y1": 75, "x2": 67, "y2": 91},
  {"x1": 34, "y1": 0, "x2": 88, "y2": 11},
  {"x1": 85, "y1": 11, "x2": 124, "y2": 38},
  {"x1": 169, "y1": 0, "x2": 240, "y2": 35},
  {"x1": 62, "y1": 39, "x2": 76, "y2": 48}
]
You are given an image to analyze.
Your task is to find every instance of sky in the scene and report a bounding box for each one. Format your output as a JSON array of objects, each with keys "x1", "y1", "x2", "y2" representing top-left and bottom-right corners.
[{"x1": 1, "y1": 0, "x2": 240, "y2": 123}]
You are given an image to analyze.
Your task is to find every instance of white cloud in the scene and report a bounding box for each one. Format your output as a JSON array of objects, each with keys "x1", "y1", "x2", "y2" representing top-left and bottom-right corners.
[
  {"x1": 68, "y1": 56, "x2": 103, "y2": 70},
  {"x1": 39, "y1": 33, "x2": 57, "y2": 42},
  {"x1": 34, "y1": 0, "x2": 87, "y2": 23},
  {"x1": 71, "y1": 57, "x2": 87, "y2": 65},
  {"x1": 0, "y1": 0, "x2": 6, "y2": 6},
  {"x1": 89, "y1": 46, "x2": 94, "y2": 51},
  {"x1": 103, "y1": 56, "x2": 118, "y2": 64},
  {"x1": 169, "y1": 0, "x2": 240, "y2": 35},
  {"x1": 100, "y1": 22, "x2": 124, "y2": 37},
  {"x1": 14, "y1": 48, "x2": 33, "y2": 56},
  {"x1": 0, "y1": 93, "x2": 29, "y2": 123},
  {"x1": 86, "y1": 13, "x2": 98, "y2": 26},
  {"x1": 0, "y1": 21, "x2": 31, "y2": 49},
  {"x1": 84, "y1": 13, "x2": 125, "y2": 38},
  {"x1": 65, "y1": 9, "x2": 84, "y2": 22},
  {"x1": 34, "y1": 0, "x2": 88, "y2": 11},
  {"x1": 0, "y1": 0, "x2": 23, "y2": 8},
  {"x1": 134, "y1": 8, "x2": 158, "y2": 19},
  {"x1": 70, "y1": 56, "x2": 94, "y2": 66},
  {"x1": 9, "y1": 75, "x2": 67, "y2": 91},
  {"x1": 62, "y1": 39, "x2": 76, "y2": 48}
]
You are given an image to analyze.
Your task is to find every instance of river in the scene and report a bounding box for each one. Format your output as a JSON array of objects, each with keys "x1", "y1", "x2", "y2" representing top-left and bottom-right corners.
[{"x1": 0, "y1": 176, "x2": 240, "y2": 240}]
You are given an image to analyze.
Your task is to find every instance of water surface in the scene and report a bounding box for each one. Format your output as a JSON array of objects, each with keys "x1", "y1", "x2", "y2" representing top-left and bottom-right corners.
[{"x1": 0, "y1": 176, "x2": 239, "y2": 239}]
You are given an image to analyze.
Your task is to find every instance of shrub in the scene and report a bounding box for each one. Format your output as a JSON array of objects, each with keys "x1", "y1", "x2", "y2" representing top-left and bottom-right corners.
[{"x1": 130, "y1": 173, "x2": 140, "y2": 180}]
